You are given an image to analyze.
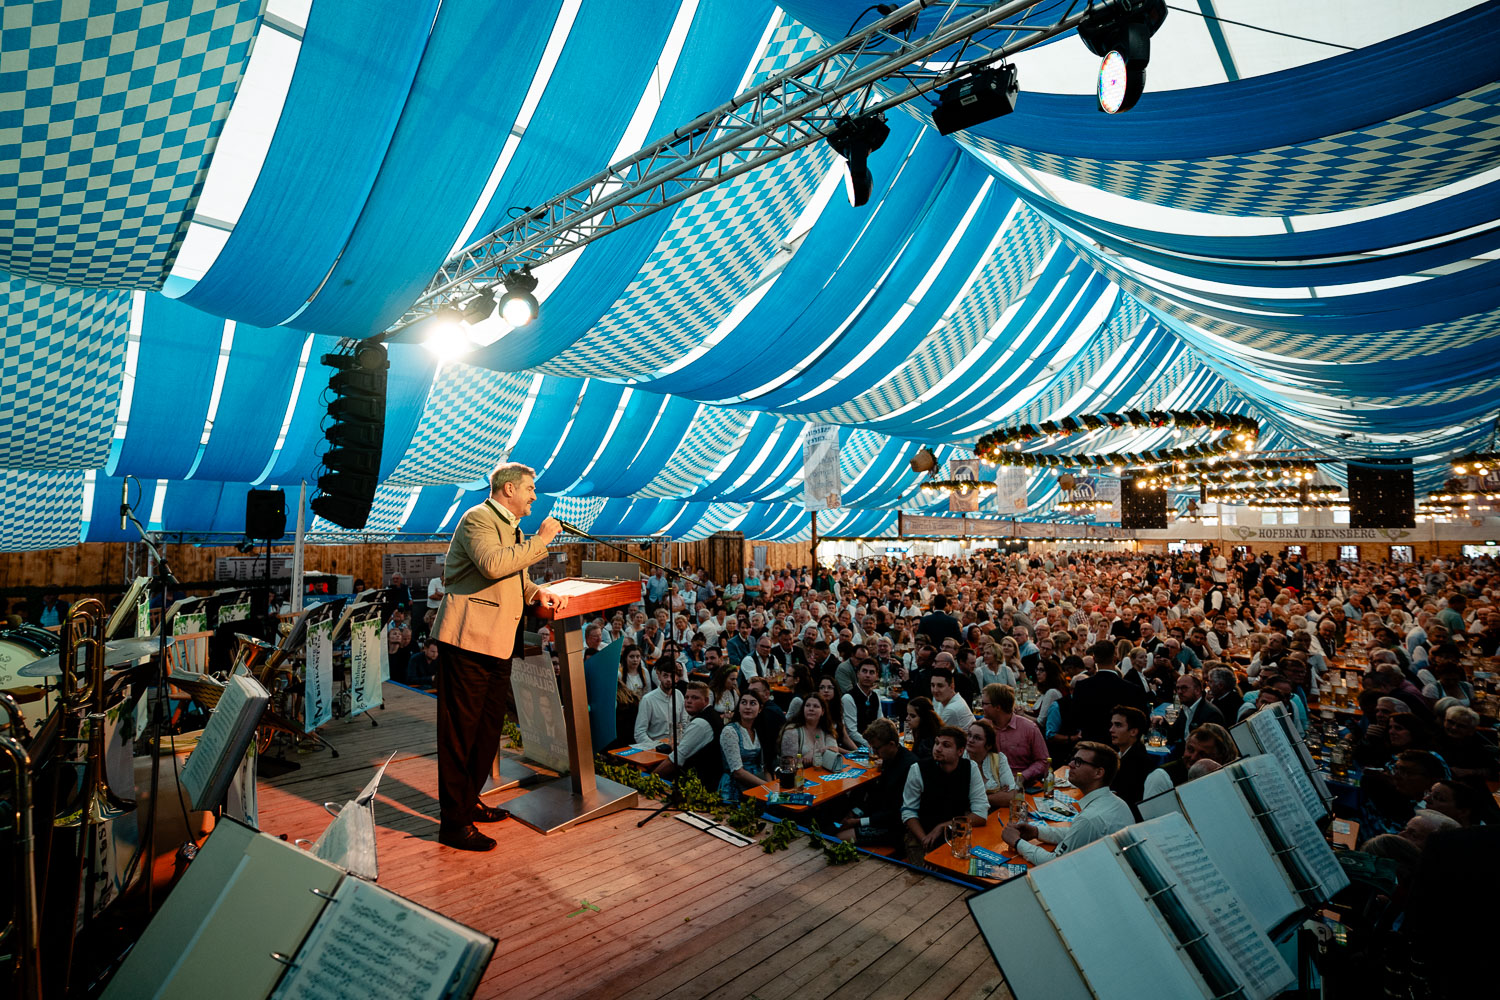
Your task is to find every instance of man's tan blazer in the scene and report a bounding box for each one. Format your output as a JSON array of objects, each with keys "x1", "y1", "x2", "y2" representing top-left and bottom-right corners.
[{"x1": 432, "y1": 499, "x2": 548, "y2": 660}]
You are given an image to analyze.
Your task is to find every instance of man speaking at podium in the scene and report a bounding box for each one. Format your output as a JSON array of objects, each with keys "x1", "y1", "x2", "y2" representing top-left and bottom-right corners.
[{"x1": 432, "y1": 462, "x2": 570, "y2": 851}]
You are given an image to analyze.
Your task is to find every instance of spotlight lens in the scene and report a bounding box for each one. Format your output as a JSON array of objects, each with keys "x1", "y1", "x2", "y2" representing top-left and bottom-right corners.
[
  {"x1": 500, "y1": 291, "x2": 538, "y2": 327},
  {"x1": 1097, "y1": 51, "x2": 1129, "y2": 114},
  {"x1": 423, "y1": 313, "x2": 472, "y2": 361}
]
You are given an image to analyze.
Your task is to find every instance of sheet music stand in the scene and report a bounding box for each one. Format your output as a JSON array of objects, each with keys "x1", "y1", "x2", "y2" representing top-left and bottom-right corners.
[{"x1": 503, "y1": 578, "x2": 640, "y2": 834}]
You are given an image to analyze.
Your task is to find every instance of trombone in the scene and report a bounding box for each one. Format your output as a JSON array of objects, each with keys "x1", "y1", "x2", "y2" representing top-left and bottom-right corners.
[
  {"x1": 57, "y1": 599, "x2": 134, "y2": 827},
  {"x1": 0, "y1": 721, "x2": 40, "y2": 1000}
]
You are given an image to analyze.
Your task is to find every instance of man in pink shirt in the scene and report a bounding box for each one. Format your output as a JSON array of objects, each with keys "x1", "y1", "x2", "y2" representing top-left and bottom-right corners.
[{"x1": 980, "y1": 683, "x2": 1050, "y2": 783}]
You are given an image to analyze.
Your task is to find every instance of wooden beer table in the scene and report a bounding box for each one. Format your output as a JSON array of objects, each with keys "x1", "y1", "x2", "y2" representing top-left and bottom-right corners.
[
  {"x1": 745, "y1": 754, "x2": 881, "y2": 812},
  {"x1": 924, "y1": 772, "x2": 1083, "y2": 885}
]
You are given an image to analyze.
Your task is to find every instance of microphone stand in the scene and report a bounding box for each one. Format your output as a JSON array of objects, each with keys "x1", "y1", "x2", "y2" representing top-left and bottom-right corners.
[
  {"x1": 121, "y1": 499, "x2": 182, "y2": 914},
  {"x1": 553, "y1": 519, "x2": 687, "y2": 583},
  {"x1": 636, "y1": 637, "x2": 686, "y2": 828}
]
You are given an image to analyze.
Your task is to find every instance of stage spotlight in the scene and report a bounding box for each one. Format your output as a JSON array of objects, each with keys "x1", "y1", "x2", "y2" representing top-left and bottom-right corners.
[
  {"x1": 499, "y1": 266, "x2": 540, "y2": 326},
  {"x1": 910, "y1": 447, "x2": 937, "y2": 474},
  {"x1": 422, "y1": 307, "x2": 472, "y2": 361},
  {"x1": 825, "y1": 113, "x2": 890, "y2": 207},
  {"x1": 932, "y1": 64, "x2": 1018, "y2": 135},
  {"x1": 463, "y1": 288, "x2": 496, "y2": 324},
  {"x1": 1078, "y1": 0, "x2": 1166, "y2": 114}
]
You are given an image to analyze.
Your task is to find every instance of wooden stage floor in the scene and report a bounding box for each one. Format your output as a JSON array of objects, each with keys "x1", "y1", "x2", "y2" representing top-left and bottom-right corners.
[{"x1": 254, "y1": 683, "x2": 1012, "y2": 1000}]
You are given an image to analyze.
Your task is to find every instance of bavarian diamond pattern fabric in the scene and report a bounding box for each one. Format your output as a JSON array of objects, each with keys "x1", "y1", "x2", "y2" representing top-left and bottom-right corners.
[
  {"x1": 550, "y1": 494, "x2": 607, "y2": 536},
  {"x1": 635, "y1": 404, "x2": 754, "y2": 499},
  {"x1": 969, "y1": 82, "x2": 1500, "y2": 217},
  {"x1": 678, "y1": 501, "x2": 749, "y2": 540},
  {"x1": 0, "y1": 469, "x2": 84, "y2": 550},
  {"x1": 1003, "y1": 296, "x2": 1146, "y2": 429},
  {"x1": 541, "y1": 16, "x2": 834, "y2": 379},
  {"x1": 1, "y1": 273, "x2": 129, "y2": 467},
  {"x1": 385, "y1": 363, "x2": 532, "y2": 487},
  {"x1": 809, "y1": 204, "x2": 1057, "y2": 424},
  {"x1": 0, "y1": 0, "x2": 260, "y2": 287},
  {"x1": 309, "y1": 482, "x2": 413, "y2": 539}
]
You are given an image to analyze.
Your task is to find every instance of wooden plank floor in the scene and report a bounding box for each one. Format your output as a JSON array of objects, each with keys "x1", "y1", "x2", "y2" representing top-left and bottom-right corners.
[{"x1": 254, "y1": 683, "x2": 1012, "y2": 1000}]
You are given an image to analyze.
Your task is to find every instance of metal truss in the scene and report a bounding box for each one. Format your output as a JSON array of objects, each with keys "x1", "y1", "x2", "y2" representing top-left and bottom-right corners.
[{"x1": 383, "y1": 0, "x2": 1092, "y2": 338}]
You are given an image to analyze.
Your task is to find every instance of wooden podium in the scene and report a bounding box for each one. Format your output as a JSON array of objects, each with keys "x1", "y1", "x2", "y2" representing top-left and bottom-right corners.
[{"x1": 503, "y1": 577, "x2": 641, "y2": 834}]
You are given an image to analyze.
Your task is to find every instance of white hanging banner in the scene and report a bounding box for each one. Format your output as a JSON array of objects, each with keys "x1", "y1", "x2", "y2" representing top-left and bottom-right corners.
[
  {"x1": 994, "y1": 467, "x2": 1030, "y2": 514},
  {"x1": 803, "y1": 424, "x2": 842, "y2": 512},
  {"x1": 303, "y1": 618, "x2": 334, "y2": 732},
  {"x1": 1095, "y1": 476, "x2": 1122, "y2": 523},
  {"x1": 348, "y1": 615, "x2": 384, "y2": 716},
  {"x1": 948, "y1": 458, "x2": 982, "y2": 513}
]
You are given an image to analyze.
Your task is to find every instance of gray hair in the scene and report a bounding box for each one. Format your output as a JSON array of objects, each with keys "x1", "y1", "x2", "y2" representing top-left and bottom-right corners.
[
  {"x1": 490, "y1": 462, "x2": 536, "y2": 494},
  {"x1": 1207, "y1": 666, "x2": 1236, "y2": 690},
  {"x1": 1445, "y1": 704, "x2": 1480, "y2": 726}
]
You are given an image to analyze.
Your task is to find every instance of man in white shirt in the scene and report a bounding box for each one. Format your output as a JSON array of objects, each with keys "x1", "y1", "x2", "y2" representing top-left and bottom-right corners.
[
  {"x1": 929, "y1": 666, "x2": 975, "y2": 729},
  {"x1": 841, "y1": 661, "x2": 883, "y2": 748},
  {"x1": 426, "y1": 574, "x2": 444, "y2": 611},
  {"x1": 1001, "y1": 740, "x2": 1134, "y2": 865},
  {"x1": 740, "y1": 635, "x2": 775, "y2": 684},
  {"x1": 698, "y1": 608, "x2": 729, "y2": 649},
  {"x1": 634, "y1": 662, "x2": 685, "y2": 745}
]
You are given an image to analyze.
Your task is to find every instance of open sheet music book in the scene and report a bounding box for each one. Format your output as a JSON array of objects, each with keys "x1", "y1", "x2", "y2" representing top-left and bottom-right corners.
[
  {"x1": 970, "y1": 812, "x2": 1294, "y2": 1000},
  {"x1": 179, "y1": 673, "x2": 269, "y2": 814},
  {"x1": 1231, "y1": 702, "x2": 1332, "y2": 819},
  {"x1": 103, "y1": 820, "x2": 494, "y2": 1000},
  {"x1": 1140, "y1": 754, "x2": 1349, "y2": 931},
  {"x1": 107, "y1": 576, "x2": 152, "y2": 639}
]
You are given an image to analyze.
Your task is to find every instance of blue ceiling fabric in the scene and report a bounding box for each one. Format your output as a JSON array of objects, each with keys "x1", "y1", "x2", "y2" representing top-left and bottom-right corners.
[
  {"x1": 531, "y1": 380, "x2": 625, "y2": 491},
  {"x1": 0, "y1": 469, "x2": 84, "y2": 551},
  {"x1": 574, "y1": 393, "x2": 700, "y2": 496},
  {"x1": 112, "y1": 293, "x2": 223, "y2": 479},
  {"x1": 806, "y1": 196, "x2": 1054, "y2": 425},
  {"x1": 639, "y1": 114, "x2": 930, "y2": 398},
  {"x1": 176, "y1": 0, "x2": 441, "y2": 325},
  {"x1": 756, "y1": 156, "x2": 1005, "y2": 413},
  {"x1": 284, "y1": 0, "x2": 567, "y2": 337},
  {"x1": 0, "y1": 0, "x2": 261, "y2": 287},
  {"x1": 7, "y1": 6, "x2": 1500, "y2": 548},
  {"x1": 262, "y1": 337, "x2": 435, "y2": 486},
  {"x1": 929, "y1": 4, "x2": 1500, "y2": 162},
  {"x1": 0, "y1": 274, "x2": 129, "y2": 468},
  {"x1": 469, "y1": 0, "x2": 778, "y2": 372},
  {"x1": 382, "y1": 363, "x2": 533, "y2": 487},
  {"x1": 190, "y1": 323, "x2": 308, "y2": 481}
]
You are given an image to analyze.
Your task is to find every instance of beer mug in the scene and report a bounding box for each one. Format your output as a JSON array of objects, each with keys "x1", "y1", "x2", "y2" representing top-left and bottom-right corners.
[
  {"x1": 778, "y1": 756, "x2": 796, "y2": 790},
  {"x1": 946, "y1": 816, "x2": 971, "y2": 859}
]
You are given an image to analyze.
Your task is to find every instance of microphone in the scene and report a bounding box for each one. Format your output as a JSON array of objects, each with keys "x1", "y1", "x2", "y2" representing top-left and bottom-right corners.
[{"x1": 120, "y1": 480, "x2": 129, "y2": 531}]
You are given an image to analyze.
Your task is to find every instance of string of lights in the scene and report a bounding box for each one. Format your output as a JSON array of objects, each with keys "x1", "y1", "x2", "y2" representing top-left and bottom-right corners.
[{"x1": 973, "y1": 410, "x2": 1258, "y2": 468}]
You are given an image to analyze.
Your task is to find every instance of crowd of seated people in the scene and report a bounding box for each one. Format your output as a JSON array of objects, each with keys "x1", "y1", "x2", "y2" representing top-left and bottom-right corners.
[{"x1": 572, "y1": 547, "x2": 1498, "y2": 915}]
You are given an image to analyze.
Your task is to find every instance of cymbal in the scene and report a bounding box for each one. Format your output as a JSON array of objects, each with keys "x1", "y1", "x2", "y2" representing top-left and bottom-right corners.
[{"x1": 16, "y1": 637, "x2": 171, "y2": 677}]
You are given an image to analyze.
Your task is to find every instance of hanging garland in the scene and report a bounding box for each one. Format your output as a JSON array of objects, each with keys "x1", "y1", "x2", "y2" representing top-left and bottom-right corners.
[
  {"x1": 918, "y1": 479, "x2": 997, "y2": 499},
  {"x1": 1135, "y1": 459, "x2": 1318, "y2": 490},
  {"x1": 973, "y1": 410, "x2": 1258, "y2": 468},
  {"x1": 1203, "y1": 485, "x2": 1341, "y2": 504}
]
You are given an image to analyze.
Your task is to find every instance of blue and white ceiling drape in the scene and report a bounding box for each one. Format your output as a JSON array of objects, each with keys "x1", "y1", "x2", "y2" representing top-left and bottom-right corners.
[{"x1": 2, "y1": 0, "x2": 1497, "y2": 548}]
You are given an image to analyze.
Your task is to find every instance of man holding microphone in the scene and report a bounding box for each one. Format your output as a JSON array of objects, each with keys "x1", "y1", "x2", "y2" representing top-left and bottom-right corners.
[{"x1": 432, "y1": 463, "x2": 570, "y2": 851}]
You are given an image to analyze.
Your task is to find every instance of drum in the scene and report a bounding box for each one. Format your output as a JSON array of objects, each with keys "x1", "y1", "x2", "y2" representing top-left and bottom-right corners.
[
  {"x1": 0, "y1": 624, "x2": 59, "y2": 689},
  {"x1": 0, "y1": 625, "x2": 61, "y2": 734}
]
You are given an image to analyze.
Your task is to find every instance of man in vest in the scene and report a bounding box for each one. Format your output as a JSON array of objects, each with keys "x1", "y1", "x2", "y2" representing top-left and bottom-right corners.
[
  {"x1": 842, "y1": 660, "x2": 883, "y2": 748},
  {"x1": 901, "y1": 727, "x2": 989, "y2": 862},
  {"x1": 653, "y1": 681, "x2": 724, "y2": 791}
]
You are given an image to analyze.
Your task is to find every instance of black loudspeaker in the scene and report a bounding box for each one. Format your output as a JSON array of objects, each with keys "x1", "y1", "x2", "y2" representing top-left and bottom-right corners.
[
  {"x1": 246, "y1": 489, "x2": 287, "y2": 540},
  {"x1": 1120, "y1": 478, "x2": 1167, "y2": 529},
  {"x1": 312, "y1": 342, "x2": 388, "y2": 529},
  {"x1": 1348, "y1": 459, "x2": 1414, "y2": 529}
]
